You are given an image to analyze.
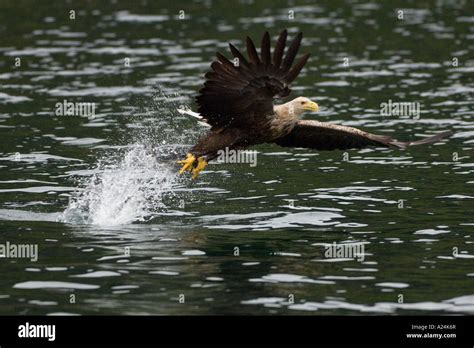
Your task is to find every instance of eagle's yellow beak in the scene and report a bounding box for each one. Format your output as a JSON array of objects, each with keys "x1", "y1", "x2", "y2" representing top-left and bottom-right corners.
[{"x1": 304, "y1": 101, "x2": 319, "y2": 112}]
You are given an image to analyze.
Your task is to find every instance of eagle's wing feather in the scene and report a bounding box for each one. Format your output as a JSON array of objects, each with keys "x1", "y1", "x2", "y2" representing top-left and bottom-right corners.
[
  {"x1": 196, "y1": 30, "x2": 309, "y2": 130},
  {"x1": 275, "y1": 120, "x2": 454, "y2": 150}
]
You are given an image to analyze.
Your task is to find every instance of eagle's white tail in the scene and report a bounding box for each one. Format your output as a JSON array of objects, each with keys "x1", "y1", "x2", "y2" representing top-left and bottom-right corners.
[{"x1": 177, "y1": 108, "x2": 210, "y2": 127}]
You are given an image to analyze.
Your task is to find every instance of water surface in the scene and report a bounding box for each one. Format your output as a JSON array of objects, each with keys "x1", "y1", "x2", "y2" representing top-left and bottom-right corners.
[{"x1": 0, "y1": 0, "x2": 473, "y2": 315}]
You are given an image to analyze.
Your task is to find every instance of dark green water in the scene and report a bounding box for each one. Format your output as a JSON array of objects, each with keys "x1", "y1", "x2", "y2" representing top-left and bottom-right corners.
[{"x1": 0, "y1": 0, "x2": 473, "y2": 315}]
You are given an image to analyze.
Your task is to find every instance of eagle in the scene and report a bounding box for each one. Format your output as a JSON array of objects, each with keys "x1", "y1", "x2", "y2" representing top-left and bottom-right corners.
[{"x1": 177, "y1": 30, "x2": 453, "y2": 179}]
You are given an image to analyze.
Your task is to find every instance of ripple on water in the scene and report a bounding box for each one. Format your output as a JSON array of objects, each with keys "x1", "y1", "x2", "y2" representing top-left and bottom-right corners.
[
  {"x1": 242, "y1": 295, "x2": 474, "y2": 314},
  {"x1": 249, "y1": 273, "x2": 335, "y2": 285},
  {"x1": 13, "y1": 281, "x2": 100, "y2": 290},
  {"x1": 71, "y1": 271, "x2": 121, "y2": 278},
  {"x1": 47, "y1": 86, "x2": 153, "y2": 97},
  {"x1": 414, "y1": 229, "x2": 450, "y2": 235},
  {"x1": 204, "y1": 211, "x2": 346, "y2": 230},
  {"x1": 181, "y1": 250, "x2": 206, "y2": 256},
  {"x1": 375, "y1": 282, "x2": 410, "y2": 289},
  {"x1": 0, "y1": 92, "x2": 32, "y2": 103},
  {"x1": 115, "y1": 11, "x2": 169, "y2": 23}
]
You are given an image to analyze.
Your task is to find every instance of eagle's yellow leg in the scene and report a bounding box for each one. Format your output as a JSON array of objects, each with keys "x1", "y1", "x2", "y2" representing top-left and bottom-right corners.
[
  {"x1": 191, "y1": 157, "x2": 208, "y2": 180},
  {"x1": 177, "y1": 153, "x2": 196, "y2": 174}
]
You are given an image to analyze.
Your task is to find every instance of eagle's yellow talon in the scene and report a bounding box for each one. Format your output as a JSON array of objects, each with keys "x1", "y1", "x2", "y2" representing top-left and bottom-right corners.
[
  {"x1": 177, "y1": 153, "x2": 196, "y2": 174},
  {"x1": 191, "y1": 157, "x2": 208, "y2": 180}
]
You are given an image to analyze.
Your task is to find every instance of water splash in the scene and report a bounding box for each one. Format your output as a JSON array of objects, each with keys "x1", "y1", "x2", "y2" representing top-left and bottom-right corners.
[
  {"x1": 60, "y1": 145, "x2": 179, "y2": 226},
  {"x1": 59, "y1": 90, "x2": 201, "y2": 226}
]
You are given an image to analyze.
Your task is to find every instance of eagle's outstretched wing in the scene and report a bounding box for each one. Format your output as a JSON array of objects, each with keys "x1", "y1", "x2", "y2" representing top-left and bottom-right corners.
[
  {"x1": 196, "y1": 30, "x2": 309, "y2": 130},
  {"x1": 275, "y1": 120, "x2": 454, "y2": 150}
]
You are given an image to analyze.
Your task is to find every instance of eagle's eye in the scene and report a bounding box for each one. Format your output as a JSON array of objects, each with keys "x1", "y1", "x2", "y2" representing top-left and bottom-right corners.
[{"x1": 301, "y1": 101, "x2": 305, "y2": 105}]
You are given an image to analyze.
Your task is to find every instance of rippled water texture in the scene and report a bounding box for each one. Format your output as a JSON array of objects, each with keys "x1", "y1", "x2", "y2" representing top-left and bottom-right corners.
[{"x1": 0, "y1": 0, "x2": 473, "y2": 315}]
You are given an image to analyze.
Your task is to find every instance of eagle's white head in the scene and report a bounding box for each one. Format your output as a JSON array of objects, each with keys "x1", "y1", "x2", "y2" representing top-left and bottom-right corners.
[{"x1": 287, "y1": 97, "x2": 319, "y2": 117}]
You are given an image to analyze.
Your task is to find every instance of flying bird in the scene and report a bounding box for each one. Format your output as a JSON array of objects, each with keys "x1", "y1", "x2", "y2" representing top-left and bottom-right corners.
[{"x1": 177, "y1": 30, "x2": 453, "y2": 179}]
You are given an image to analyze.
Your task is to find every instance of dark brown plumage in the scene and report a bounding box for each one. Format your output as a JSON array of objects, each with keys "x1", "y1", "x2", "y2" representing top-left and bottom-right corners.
[
  {"x1": 177, "y1": 30, "x2": 454, "y2": 179},
  {"x1": 195, "y1": 29, "x2": 308, "y2": 131},
  {"x1": 275, "y1": 120, "x2": 454, "y2": 151}
]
